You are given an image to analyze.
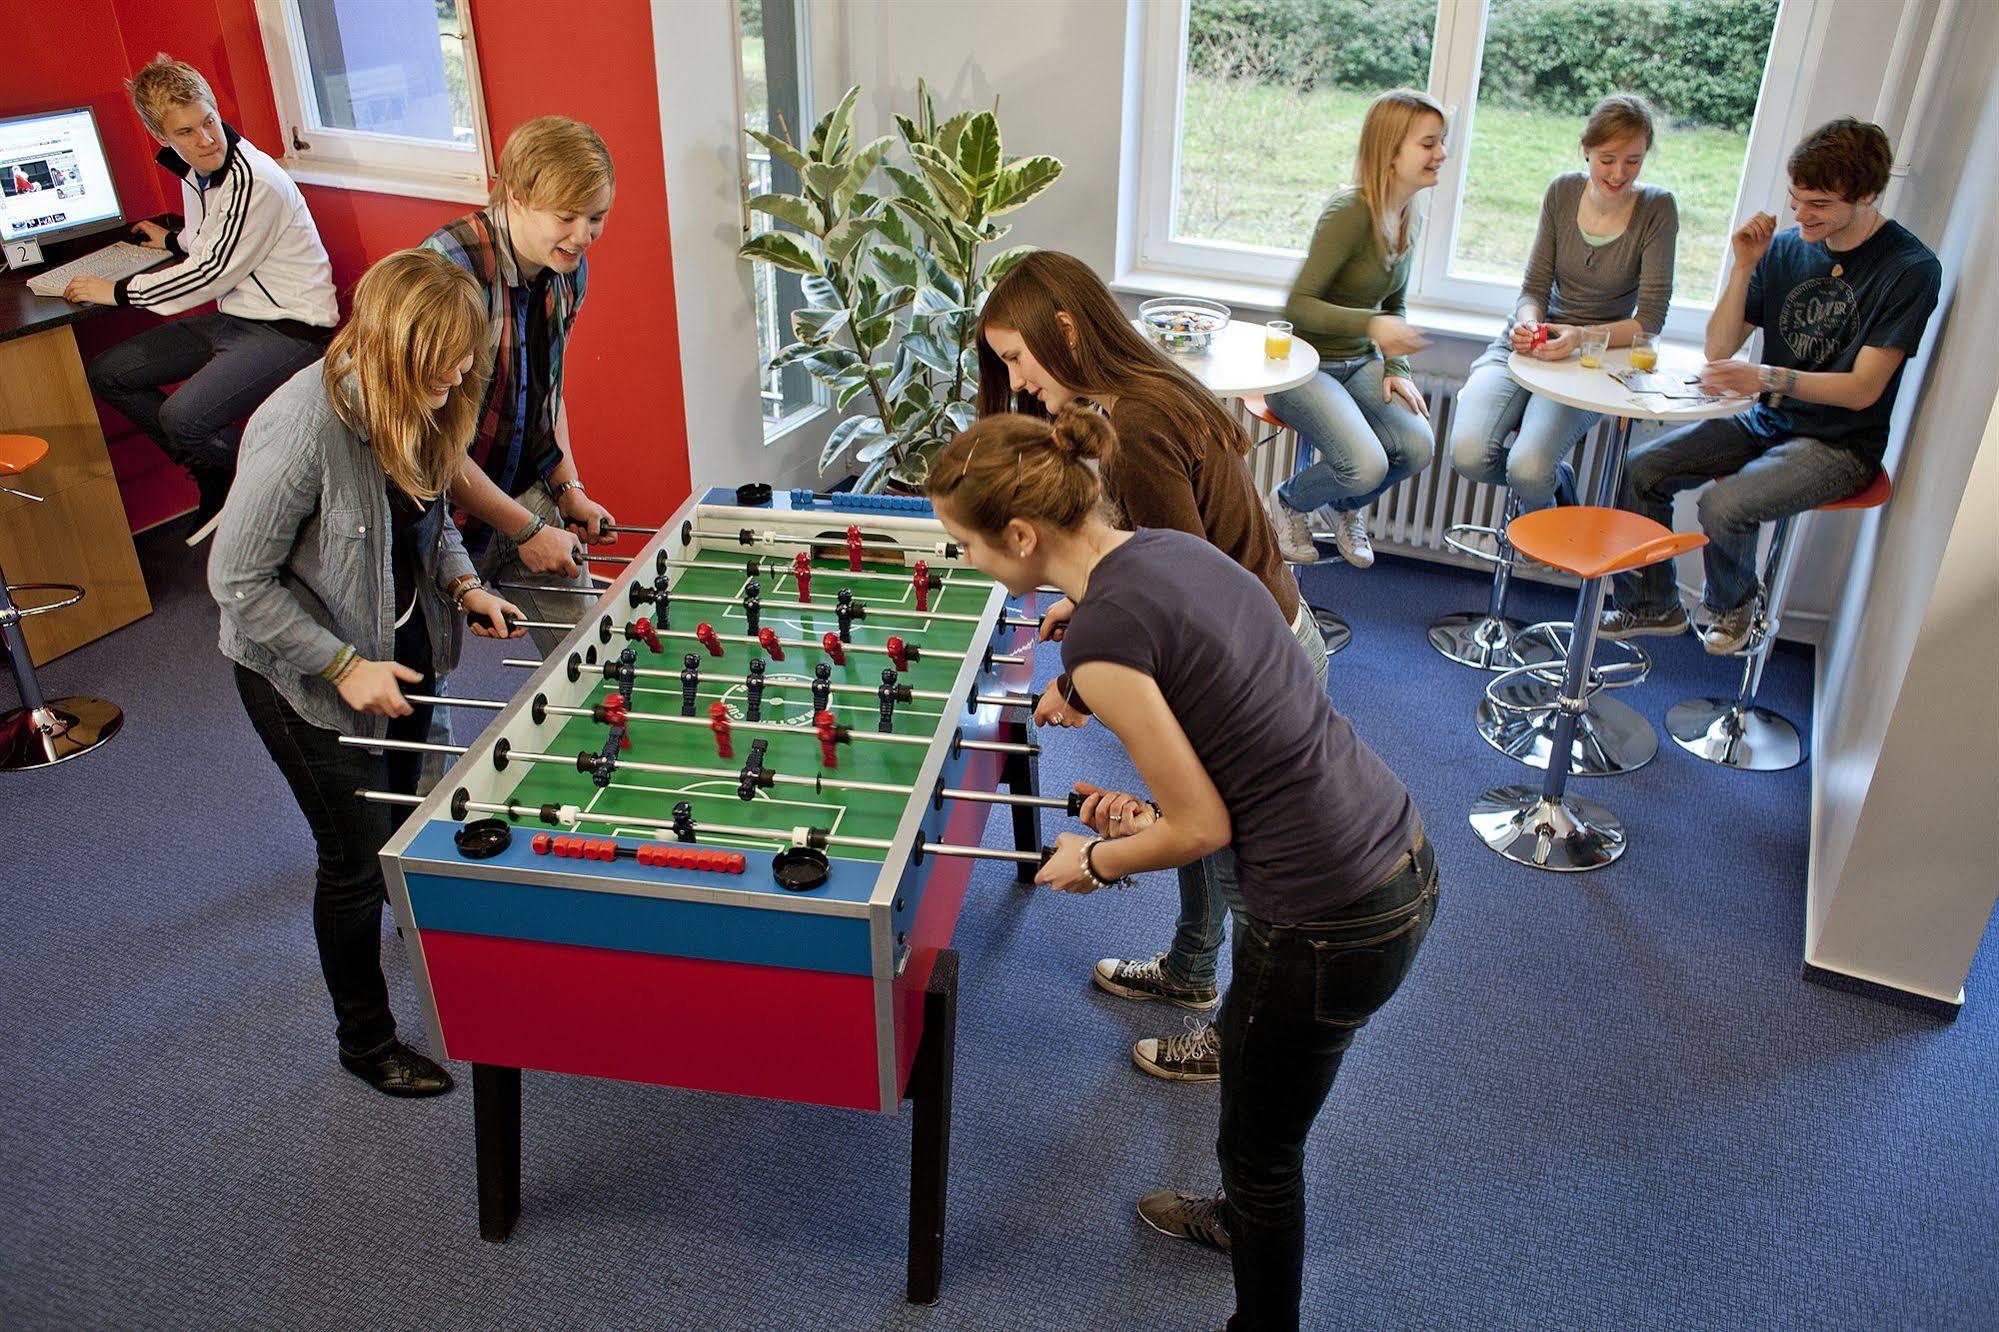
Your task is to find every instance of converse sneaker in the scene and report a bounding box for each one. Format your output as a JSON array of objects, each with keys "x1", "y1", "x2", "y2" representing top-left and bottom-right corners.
[
  {"x1": 1133, "y1": 1017, "x2": 1221, "y2": 1083},
  {"x1": 1698, "y1": 603, "x2": 1757, "y2": 655},
  {"x1": 1137, "y1": 1188, "x2": 1231, "y2": 1256},
  {"x1": 1091, "y1": 954, "x2": 1220, "y2": 1011},
  {"x1": 1598, "y1": 605, "x2": 1691, "y2": 640},
  {"x1": 1265, "y1": 486, "x2": 1318, "y2": 564},
  {"x1": 1330, "y1": 508, "x2": 1375, "y2": 568}
]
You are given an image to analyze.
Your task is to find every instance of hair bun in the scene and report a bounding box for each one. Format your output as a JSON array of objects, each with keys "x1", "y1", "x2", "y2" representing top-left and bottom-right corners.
[{"x1": 1049, "y1": 404, "x2": 1115, "y2": 462}]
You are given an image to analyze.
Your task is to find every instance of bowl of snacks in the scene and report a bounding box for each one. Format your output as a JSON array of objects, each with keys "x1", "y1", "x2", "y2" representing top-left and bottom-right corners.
[{"x1": 1137, "y1": 296, "x2": 1231, "y2": 356}]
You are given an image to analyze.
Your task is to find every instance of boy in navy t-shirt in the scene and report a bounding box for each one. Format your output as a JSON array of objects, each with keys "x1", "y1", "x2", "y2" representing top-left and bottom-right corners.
[{"x1": 1603, "y1": 118, "x2": 1941, "y2": 653}]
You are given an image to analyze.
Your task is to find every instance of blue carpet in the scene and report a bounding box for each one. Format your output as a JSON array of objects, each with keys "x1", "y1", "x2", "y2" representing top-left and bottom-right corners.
[{"x1": 2, "y1": 528, "x2": 1993, "y2": 1330}]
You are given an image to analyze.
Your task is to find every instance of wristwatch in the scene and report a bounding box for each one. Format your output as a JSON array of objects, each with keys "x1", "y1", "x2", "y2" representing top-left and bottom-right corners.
[{"x1": 547, "y1": 478, "x2": 586, "y2": 505}]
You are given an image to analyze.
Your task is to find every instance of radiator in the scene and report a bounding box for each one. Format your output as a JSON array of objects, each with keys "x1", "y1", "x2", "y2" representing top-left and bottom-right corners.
[{"x1": 1233, "y1": 374, "x2": 1631, "y2": 584}]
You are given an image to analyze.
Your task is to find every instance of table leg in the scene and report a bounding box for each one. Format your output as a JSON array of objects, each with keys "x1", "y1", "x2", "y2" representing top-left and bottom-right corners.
[
  {"x1": 474, "y1": 1063, "x2": 522, "y2": 1243},
  {"x1": 905, "y1": 949, "x2": 958, "y2": 1305},
  {"x1": 1000, "y1": 717, "x2": 1039, "y2": 884},
  {"x1": 1592, "y1": 416, "x2": 1635, "y2": 506}
]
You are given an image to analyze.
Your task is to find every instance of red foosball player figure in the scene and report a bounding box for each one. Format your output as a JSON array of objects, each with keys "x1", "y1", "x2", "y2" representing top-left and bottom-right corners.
[
  {"x1": 912, "y1": 560, "x2": 930, "y2": 612},
  {"x1": 886, "y1": 635, "x2": 909, "y2": 673},
  {"x1": 708, "y1": 700, "x2": 733, "y2": 758},
  {"x1": 694, "y1": 622, "x2": 724, "y2": 656},
  {"x1": 821, "y1": 631, "x2": 846, "y2": 666},
  {"x1": 757, "y1": 626, "x2": 785, "y2": 660},
  {"x1": 626, "y1": 615, "x2": 661, "y2": 653},
  {"x1": 792, "y1": 550, "x2": 812, "y2": 604},
  {"x1": 815, "y1": 710, "x2": 840, "y2": 769},
  {"x1": 845, "y1": 524, "x2": 865, "y2": 572}
]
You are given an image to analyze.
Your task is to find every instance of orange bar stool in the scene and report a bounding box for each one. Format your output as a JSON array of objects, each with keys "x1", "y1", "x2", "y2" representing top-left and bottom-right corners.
[
  {"x1": 1470, "y1": 505, "x2": 1706, "y2": 871},
  {"x1": 1243, "y1": 393, "x2": 1349, "y2": 656},
  {"x1": 1666, "y1": 467, "x2": 1891, "y2": 771},
  {"x1": 0, "y1": 434, "x2": 124, "y2": 771}
]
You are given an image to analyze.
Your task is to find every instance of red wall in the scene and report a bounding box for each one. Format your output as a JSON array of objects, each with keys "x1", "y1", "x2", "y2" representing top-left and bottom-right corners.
[{"x1": 1, "y1": 0, "x2": 691, "y2": 527}]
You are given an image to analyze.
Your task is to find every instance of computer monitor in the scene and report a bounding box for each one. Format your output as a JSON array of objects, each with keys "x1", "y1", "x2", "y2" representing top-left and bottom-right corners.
[{"x1": 0, "y1": 106, "x2": 127, "y2": 248}]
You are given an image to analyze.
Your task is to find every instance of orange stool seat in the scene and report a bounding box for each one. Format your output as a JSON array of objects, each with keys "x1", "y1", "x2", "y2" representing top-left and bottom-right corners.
[
  {"x1": 1241, "y1": 394, "x2": 1285, "y2": 430},
  {"x1": 1507, "y1": 505, "x2": 1708, "y2": 581},
  {"x1": 1821, "y1": 467, "x2": 1891, "y2": 512},
  {"x1": 0, "y1": 434, "x2": 50, "y2": 477}
]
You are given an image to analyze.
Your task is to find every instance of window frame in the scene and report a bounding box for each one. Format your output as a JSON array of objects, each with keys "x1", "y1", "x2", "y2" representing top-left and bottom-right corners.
[
  {"x1": 253, "y1": 0, "x2": 496, "y2": 206},
  {"x1": 1127, "y1": 0, "x2": 1822, "y2": 342}
]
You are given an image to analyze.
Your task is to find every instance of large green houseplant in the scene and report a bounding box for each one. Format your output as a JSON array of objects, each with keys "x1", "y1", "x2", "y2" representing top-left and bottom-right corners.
[{"x1": 738, "y1": 82, "x2": 1064, "y2": 491}]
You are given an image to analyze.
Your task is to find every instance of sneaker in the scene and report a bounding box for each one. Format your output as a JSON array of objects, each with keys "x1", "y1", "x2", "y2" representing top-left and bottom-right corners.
[
  {"x1": 1092, "y1": 954, "x2": 1220, "y2": 1011},
  {"x1": 1330, "y1": 509, "x2": 1375, "y2": 568},
  {"x1": 1598, "y1": 605, "x2": 1690, "y2": 640},
  {"x1": 1265, "y1": 486, "x2": 1318, "y2": 564},
  {"x1": 1698, "y1": 603, "x2": 1757, "y2": 655},
  {"x1": 1137, "y1": 1188, "x2": 1231, "y2": 1256},
  {"x1": 1133, "y1": 1017, "x2": 1221, "y2": 1083},
  {"x1": 183, "y1": 466, "x2": 231, "y2": 548}
]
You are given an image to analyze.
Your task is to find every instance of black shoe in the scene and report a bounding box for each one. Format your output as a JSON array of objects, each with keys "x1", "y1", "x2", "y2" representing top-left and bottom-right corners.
[
  {"x1": 184, "y1": 466, "x2": 231, "y2": 547},
  {"x1": 338, "y1": 1040, "x2": 456, "y2": 1097},
  {"x1": 1138, "y1": 1188, "x2": 1232, "y2": 1255}
]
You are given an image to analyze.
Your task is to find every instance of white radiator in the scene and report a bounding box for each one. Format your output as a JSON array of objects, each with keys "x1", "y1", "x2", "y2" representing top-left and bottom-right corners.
[{"x1": 1232, "y1": 374, "x2": 1631, "y2": 583}]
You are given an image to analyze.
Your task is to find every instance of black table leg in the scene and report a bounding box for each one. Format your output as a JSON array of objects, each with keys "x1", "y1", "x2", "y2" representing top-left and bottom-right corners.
[
  {"x1": 905, "y1": 950, "x2": 959, "y2": 1304},
  {"x1": 1000, "y1": 717, "x2": 1040, "y2": 884},
  {"x1": 474, "y1": 1063, "x2": 522, "y2": 1243}
]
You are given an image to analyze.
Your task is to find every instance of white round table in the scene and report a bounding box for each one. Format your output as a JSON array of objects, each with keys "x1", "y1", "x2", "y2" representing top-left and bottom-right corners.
[
  {"x1": 1506, "y1": 345, "x2": 1750, "y2": 504},
  {"x1": 1133, "y1": 317, "x2": 1319, "y2": 398}
]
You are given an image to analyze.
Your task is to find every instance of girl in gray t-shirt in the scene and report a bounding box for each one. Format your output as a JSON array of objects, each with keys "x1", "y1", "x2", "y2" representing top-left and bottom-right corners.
[{"x1": 1448, "y1": 95, "x2": 1679, "y2": 504}]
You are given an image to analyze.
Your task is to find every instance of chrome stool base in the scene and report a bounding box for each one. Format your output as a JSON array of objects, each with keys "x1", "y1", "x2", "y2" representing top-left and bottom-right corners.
[
  {"x1": 1666, "y1": 697, "x2": 1803, "y2": 771},
  {"x1": 1426, "y1": 612, "x2": 1560, "y2": 672},
  {"x1": 1477, "y1": 679, "x2": 1659, "y2": 776},
  {"x1": 1469, "y1": 784, "x2": 1627, "y2": 871},
  {"x1": 1310, "y1": 605, "x2": 1352, "y2": 657},
  {"x1": 0, "y1": 696, "x2": 124, "y2": 771}
]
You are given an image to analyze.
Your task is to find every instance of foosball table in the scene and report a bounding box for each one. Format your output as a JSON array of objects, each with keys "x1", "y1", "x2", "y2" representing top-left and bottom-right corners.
[{"x1": 369, "y1": 487, "x2": 1062, "y2": 1301}]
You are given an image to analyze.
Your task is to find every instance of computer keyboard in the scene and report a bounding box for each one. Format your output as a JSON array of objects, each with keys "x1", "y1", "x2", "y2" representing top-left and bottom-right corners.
[{"x1": 27, "y1": 241, "x2": 168, "y2": 298}]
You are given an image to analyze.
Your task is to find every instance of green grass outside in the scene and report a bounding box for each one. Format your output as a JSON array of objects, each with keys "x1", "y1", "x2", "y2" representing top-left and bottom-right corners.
[{"x1": 1178, "y1": 77, "x2": 1751, "y2": 303}]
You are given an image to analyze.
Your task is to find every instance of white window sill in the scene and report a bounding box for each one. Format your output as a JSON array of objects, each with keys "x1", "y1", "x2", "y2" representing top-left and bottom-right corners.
[
  {"x1": 1111, "y1": 267, "x2": 1707, "y2": 359},
  {"x1": 762, "y1": 402, "x2": 829, "y2": 446},
  {"x1": 280, "y1": 157, "x2": 490, "y2": 206}
]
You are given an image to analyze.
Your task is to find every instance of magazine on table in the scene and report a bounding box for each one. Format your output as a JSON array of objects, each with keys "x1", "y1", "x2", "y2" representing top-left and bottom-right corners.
[{"x1": 1613, "y1": 369, "x2": 1726, "y2": 403}]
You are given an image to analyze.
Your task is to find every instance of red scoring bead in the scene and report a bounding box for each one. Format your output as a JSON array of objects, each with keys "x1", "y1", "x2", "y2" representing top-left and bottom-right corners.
[
  {"x1": 757, "y1": 626, "x2": 785, "y2": 660},
  {"x1": 821, "y1": 631, "x2": 846, "y2": 666},
  {"x1": 532, "y1": 833, "x2": 553, "y2": 855},
  {"x1": 694, "y1": 622, "x2": 724, "y2": 657},
  {"x1": 886, "y1": 635, "x2": 909, "y2": 673}
]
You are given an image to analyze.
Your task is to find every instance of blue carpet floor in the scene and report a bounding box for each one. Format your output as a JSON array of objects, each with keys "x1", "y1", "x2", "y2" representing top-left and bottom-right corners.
[{"x1": 2, "y1": 526, "x2": 1993, "y2": 1330}]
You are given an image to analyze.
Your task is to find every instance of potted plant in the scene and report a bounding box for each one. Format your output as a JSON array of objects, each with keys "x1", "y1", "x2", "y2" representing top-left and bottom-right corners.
[{"x1": 739, "y1": 81, "x2": 1063, "y2": 492}]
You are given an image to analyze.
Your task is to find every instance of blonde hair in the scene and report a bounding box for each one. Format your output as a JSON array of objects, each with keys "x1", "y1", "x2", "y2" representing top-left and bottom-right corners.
[
  {"x1": 926, "y1": 407, "x2": 1113, "y2": 536},
  {"x1": 323, "y1": 250, "x2": 489, "y2": 501},
  {"x1": 494, "y1": 115, "x2": 615, "y2": 212},
  {"x1": 1353, "y1": 88, "x2": 1446, "y2": 258},
  {"x1": 1582, "y1": 94, "x2": 1656, "y2": 152},
  {"x1": 128, "y1": 54, "x2": 216, "y2": 138}
]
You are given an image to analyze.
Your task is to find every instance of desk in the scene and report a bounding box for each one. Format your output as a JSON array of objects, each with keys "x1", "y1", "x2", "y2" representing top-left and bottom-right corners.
[
  {"x1": 1133, "y1": 317, "x2": 1319, "y2": 398},
  {"x1": 0, "y1": 274, "x2": 152, "y2": 664}
]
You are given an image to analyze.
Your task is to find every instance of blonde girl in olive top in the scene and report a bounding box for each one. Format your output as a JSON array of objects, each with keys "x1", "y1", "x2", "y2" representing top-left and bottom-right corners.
[{"x1": 1265, "y1": 89, "x2": 1446, "y2": 570}]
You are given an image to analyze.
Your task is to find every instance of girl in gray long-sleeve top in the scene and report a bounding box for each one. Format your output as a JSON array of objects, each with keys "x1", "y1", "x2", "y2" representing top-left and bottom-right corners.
[
  {"x1": 208, "y1": 249, "x2": 524, "y2": 1098},
  {"x1": 1449, "y1": 96, "x2": 1679, "y2": 503}
]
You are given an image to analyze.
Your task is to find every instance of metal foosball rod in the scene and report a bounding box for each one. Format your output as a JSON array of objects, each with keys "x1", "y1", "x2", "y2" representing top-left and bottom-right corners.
[
  {"x1": 690, "y1": 525, "x2": 958, "y2": 561},
  {"x1": 495, "y1": 657, "x2": 1029, "y2": 710}
]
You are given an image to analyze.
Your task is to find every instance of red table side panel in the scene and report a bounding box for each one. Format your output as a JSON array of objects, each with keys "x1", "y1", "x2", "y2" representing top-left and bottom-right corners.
[{"x1": 421, "y1": 931, "x2": 883, "y2": 1111}]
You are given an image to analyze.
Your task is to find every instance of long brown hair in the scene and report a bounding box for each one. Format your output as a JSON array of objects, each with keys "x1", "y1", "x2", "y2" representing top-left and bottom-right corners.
[
  {"x1": 1353, "y1": 88, "x2": 1446, "y2": 258},
  {"x1": 323, "y1": 249, "x2": 488, "y2": 500},
  {"x1": 927, "y1": 406, "x2": 1113, "y2": 535},
  {"x1": 976, "y1": 250, "x2": 1252, "y2": 457}
]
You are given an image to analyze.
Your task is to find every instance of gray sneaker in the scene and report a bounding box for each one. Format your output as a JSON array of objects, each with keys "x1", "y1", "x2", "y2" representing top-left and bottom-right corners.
[
  {"x1": 1092, "y1": 954, "x2": 1220, "y2": 1011},
  {"x1": 1137, "y1": 1188, "x2": 1231, "y2": 1255},
  {"x1": 1330, "y1": 508, "x2": 1375, "y2": 568},
  {"x1": 1265, "y1": 486, "x2": 1319, "y2": 564},
  {"x1": 1698, "y1": 602, "x2": 1757, "y2": 655},
  {"x1": 1599, "y1": 605, "x2": 1691, "y2": 640},
  {"x1": 1133, "y1": 1017, "x2": 1221, "y2": 1083}
]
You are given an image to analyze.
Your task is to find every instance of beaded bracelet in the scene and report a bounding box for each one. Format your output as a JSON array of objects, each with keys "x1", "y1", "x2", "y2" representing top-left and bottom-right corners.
[{"x1": 1080, "y1": 838, "x2": 1132, "y2": 891}]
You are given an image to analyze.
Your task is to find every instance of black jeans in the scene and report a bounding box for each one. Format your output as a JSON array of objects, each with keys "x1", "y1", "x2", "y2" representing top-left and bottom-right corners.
[
  {"x1": 234, "y1": 665, "x2": 433, "y2": 1057},
  {"x1": 88, "y1": 313, "x2": 327, "y2": 474},
  {"x1": 1218, "y1": 836, "x2": 1440, "y2": 1332}
]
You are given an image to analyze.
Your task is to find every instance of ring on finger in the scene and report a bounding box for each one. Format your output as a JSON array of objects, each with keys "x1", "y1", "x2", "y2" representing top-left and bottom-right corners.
[{"x1": 1051, "y1": 711, "x2": 1065, "y2": 725}]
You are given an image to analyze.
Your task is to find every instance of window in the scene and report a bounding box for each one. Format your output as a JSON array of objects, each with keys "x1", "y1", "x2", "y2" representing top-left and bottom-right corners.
[
  {"x1": 254, "y1": 0, "x2": 494, "y2": 204},
  {"x1": 1132, "y1": 0, "x2": 1804, "y2": 338},
  {"x1": 738, "y1": 0, "x2": 819, "y2": 432}
]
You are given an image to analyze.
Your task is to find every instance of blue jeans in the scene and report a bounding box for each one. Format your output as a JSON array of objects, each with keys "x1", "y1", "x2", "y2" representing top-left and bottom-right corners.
[
  {"x1": 1613, "y1": 417, "x2": 1876, "y2": 615},
  {"x1": 1270, "y1": 356, "x2": 1435, "y2": 514},
  {"x1": 1164, "y1": 605, "x2": 1331, "y2": 989},
  {"x1": 1448, "y1": 345, "x2": 1598, "y2": 504},
  {"x1": 1218, "y1": 835, "x2": 1437, "y2": 1331},
  {"x1": 88, "y1": 312, "x2": 329, "y2": 474}
]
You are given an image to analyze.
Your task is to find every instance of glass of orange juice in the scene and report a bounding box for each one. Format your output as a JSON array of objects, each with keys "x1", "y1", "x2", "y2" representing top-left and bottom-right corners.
[
  {"x1": 1629, "y1": 332, "x2": 1659, "y2": 373},
  {"x1": 1264, "y1": 320, "x2": 1294, "y2": 360},
  {"x1": 1579, "y1": 326, "x2": 1610, "y2": 368}
]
